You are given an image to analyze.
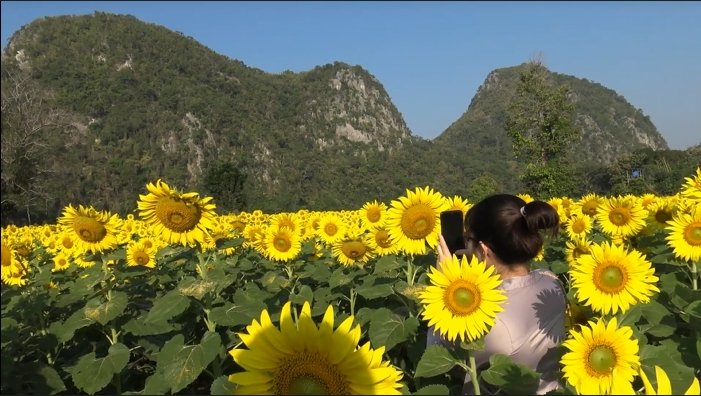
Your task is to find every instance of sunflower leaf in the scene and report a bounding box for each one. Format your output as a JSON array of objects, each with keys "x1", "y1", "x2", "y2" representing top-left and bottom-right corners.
[
  {"x1": 83, "y1": 291, "x2": 128, "y2": 325},
  {"x1": 161, "y1": 331, "x2": 221, "y2": 393},
  {"x1": 211, "y1": 375, "x2": 237, "y2": 395},
  {"x1": 413, "y1": 384, "x2": 450, "y2": 395},
  {"x1": 369, "y1": 308, "x2": 419, "y2": 351},
  {"x1": 414, "y1": 345, "x2": 462, "y2": 378},
  {"x1": 144, "y1": 290, "x2": 190, "y2": 323},
  {"x1": 49, "y1": 308, "x2": 94, "y2": 343},
  {"x1": 67, "y1": 343, "x2": 130, "y2": 395},
  {"x1": 480, "y1": 354, "x2": 539, "y2": 395}
]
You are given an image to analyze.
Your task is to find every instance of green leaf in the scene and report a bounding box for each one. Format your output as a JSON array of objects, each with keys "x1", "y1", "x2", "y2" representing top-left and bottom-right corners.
[
  {"x1": 178, "y1": 277, "x2": 217, "y2": 300},
  {"x1": 413, "y1": 384, "x2": 450, "y2": 395},
  {"x1": 369, "y1": 308, "x2": 419, "y2": 351},
  {"x1": 83, "y1": 291, "x2": 128, "y2": 325},
  {"x1": 161, "y1": 332, "x2": 222, "y2": 393},
  {"x1": 329, "y1": 268, "x2": 356, "y2": 289},
  {"x1": 290, "y1": 284, "x2": 314, "y2": 305},
  {"x1": 68, "y1": 343, "x2": 130, "y2": 395},
  {"x1": 29, "y1": 364, "x2": 67, "y2": 395},
  {"x1": 357, "y1": 283, "x2": 395, "y2": 300},
  {"x1": 144, "y1": 290, "x2": 190, "y2": 323},
  {"x1": 549, "y1": 260, "x2": 568, "y2": 274},
  {"x1": 414, "y1": 345, "x2": 461, "y2": 378},
  {"x1": 49, "y1": 308, "x2": 94, "y2": 343},
  {"x1": 373, "y1": 255, "x2": 404, "y2": 277},
  {"x1": 211, "y1": 375, "x2": 237, "y2": 395},
  {"x1": 300, "y1": 261, "x2": 332, "y2": 283},
  {"x1": 685, "y1": 300, "x2": 701, "y2": 318},
  {"x1": 480, "y1": 354, "x2": 540, "y2": 395},
  {"x1": 121, "y1": 316, "x2": 176, "y2": 336}
]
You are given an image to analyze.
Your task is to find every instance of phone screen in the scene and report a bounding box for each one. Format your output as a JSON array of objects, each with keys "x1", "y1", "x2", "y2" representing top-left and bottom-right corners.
[{"x1": 440, "y1": 210, "x2": 466, "y2": 255}]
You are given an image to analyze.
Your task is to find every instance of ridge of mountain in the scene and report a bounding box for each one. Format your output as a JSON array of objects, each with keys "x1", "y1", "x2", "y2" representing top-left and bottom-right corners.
[{"x1": 0, "y1": 13, "x2": 678, "y2": 222}]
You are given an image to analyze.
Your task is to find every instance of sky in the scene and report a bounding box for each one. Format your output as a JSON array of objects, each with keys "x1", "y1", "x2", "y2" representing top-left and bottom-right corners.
[{"x1": 2, "y1": 1, "x2": 700, "y2": 150}]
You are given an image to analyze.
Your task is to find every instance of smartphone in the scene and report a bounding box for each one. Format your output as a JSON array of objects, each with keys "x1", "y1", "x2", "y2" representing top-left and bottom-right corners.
[{"x1": 440, "y1": 210, "x2": 466, "y2": 255}]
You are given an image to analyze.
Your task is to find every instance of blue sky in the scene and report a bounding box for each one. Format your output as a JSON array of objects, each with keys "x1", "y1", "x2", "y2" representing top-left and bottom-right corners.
[{"x1": 2, "y1": 1, "x2": 700, "y2": 149}]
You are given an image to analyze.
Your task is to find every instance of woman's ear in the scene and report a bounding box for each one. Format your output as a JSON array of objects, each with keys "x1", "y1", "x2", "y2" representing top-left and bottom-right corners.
[{"x1": 479, "y1": 241, "x2": 492, "y2": 260}]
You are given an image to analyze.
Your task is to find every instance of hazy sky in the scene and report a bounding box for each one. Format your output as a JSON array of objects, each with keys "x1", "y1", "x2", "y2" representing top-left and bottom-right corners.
[{"x1": 2, "y1": 1, "x2": 700, "y2": 149}]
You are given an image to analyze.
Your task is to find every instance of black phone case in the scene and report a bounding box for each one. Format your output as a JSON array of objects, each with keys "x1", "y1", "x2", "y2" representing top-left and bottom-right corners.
[{"x1": 440, "y1": 210, "x2": 466, "y2": 254}]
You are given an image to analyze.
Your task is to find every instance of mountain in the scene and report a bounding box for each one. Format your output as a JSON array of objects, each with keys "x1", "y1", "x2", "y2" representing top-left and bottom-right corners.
[{"x1": 1, "y1": 13, "x2": 689, "y2": 225}]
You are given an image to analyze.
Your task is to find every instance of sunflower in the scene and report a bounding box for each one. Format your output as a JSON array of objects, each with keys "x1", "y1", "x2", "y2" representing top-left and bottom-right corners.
[
  {"x1": 640, "y1": 365, "x2": 700, "y2": 395},
  {"x1": 665, "y1": 204, "x2": 701, "y2": 262},
  {"x1": 51, "y1": 251, "x2": 72, "y2": 272},
  {"x1": 242, "y1": 223, "x2": 267, "y2": 250},
  {"x1": 1, "y1": 240, "x2": 17, "y2": 281},
  {"x1": 565, "y1": 214, "x2": 593, "y2": 240},
  {"x1": 359, "y1": 200, "x2": 388, "y2": 230},
  {"x1": 561, "y1": 317, "x2": 639, "y2": 395},
  {"x1": 57, "y1": 204, "x2": 122, "y2": 254},
  {"x1": 227, "y1": 301, "x2": 404, "y2": 395},
  {"x1": 270, "y1": 212, "x2": 301, "y2": 234},
  {"x1": 264, "y1": 226, "x2": 302, "y2": 262},
  {"x1": 574, "y1": 193, "x2": 604, "y2": 217},
  {"x1": 680, "y1": 167, "x2": 701, "y2": 201},
  {"x1": 645, "y1": 196, "x2": 678, "y2": 233},
  {"x1": 316, "y1": 213, "x2": 347, "y2": 246},
  {"x1": 570, "y1": 241, "x2": 659, "y2": 315},
  {"x1": 386, "y1": 186, "x2": 449, "y2": 255},
  {"x1": 565, "y1": 236, "x2": 593, "y2": 266},
  {"x1": 137, "y1": 179, "x2": 217, "y2": 247},
  {"x1": 419, "y1": 254, "x2": 506, "y2": 343},
  {"x1": 365, "y1": 226, "x2": 398, "y2": 256},
  {"x1": 516, "y1": 193, "x2": 534, "y2": 204},
  {"x1": 595, "y1": 196, "x2": 648, "y2": 239},
  {"x1": 126, "y1": 241, "x2": 157, "y2": 268},
  {"x1": 445, "y1": 195, "x2": 473, "y2": 217},
  {"x1": 332, "y1": 229, "x2": 375, "y2": 267}
]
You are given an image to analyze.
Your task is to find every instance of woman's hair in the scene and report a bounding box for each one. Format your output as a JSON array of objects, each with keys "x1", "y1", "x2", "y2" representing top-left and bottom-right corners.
[{"x1": 463, "y1": 194, "x2": 560, "y2": 265}]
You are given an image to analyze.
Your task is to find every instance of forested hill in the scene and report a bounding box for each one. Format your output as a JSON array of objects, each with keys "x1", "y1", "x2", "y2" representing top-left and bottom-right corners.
[{"x1": 2, "y1": 12, "x2": 696, "y2": 225}]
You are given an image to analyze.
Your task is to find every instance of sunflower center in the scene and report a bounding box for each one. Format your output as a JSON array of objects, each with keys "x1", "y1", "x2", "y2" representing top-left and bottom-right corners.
[
  {"x1": 61, "y1": 237, "x2": 74, "y2": 249},
  {"x1": 375, "y1": 230, "x2": 392, "y2": 248},
  {"x1": 134, "y1": 251, "x2": 151, "y2": 266},
  {"x1": 342, "y1": 241, "x2": 366, "y2": 259},
  {"x1": 609, "y1": 208, "x2": 631, "y2": 226},
  {"x1": 572, "y1": 246, "x2": 589, "y2": 260},
  {"x1": 582, "y1": 202, "x2": 598, "y2": 216},
  {"x1": 572, "y1": 220, "x2": 586, "y2": 233},
  {"x1": 367, "y1": 208, "x2": 382, "y2": 223},
  {"x1": 324, "y1": 223, "x2": 338, "y2": 236},
  {"x1": 73, "y1": 215, "x2": 107, "y2": 243},
  {"x1": 684, "y1": 222, "x2": 701, "y2": 246},
  {"x1": 1, "y1": 243, "x2": 12, "y2": 267},
  {"x1": 155, "y1": 197, "x2": 202, "y2": 232},
  {"x1": 587, "y1": 345, "x2": 617, "y2": 375},
  {"x1": 594, "y1": 263, "x2": 627, "y2": 293},
  {"x1": 274, "y1": 235, "x2": 291, "y2": 252},
  {"x1": 444, "y1": 280, "x2": 481, "y2": 315},
  {"x1": 275, "y1": 352, "x2": 349, "y2": 395},
  {"x1": 401, "y1": 204, "x2": 435, "y2": 240},
  {"x1": 654, "y1": 210, "x2": 673, "y2": 225}
]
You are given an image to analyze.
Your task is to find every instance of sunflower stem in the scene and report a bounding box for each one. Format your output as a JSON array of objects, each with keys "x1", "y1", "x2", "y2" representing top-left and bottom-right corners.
[
  {"x1": 349, "y1": 288, "x2": 357, "y2": 317},
  {"x1": 468, "y1": 351, "x2": 480, "y2": 395},
  {"x1": 405, "y1": 256, "x2": 417, "y2": 286},
  {"x1": 691, "y1": 261, "x2": 698, "y2": 291}
]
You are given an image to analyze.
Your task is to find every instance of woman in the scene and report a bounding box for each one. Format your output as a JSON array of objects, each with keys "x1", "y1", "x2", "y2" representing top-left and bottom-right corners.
[{"x1": 429, "y1": 194, "x2": 567, "y2": 395}]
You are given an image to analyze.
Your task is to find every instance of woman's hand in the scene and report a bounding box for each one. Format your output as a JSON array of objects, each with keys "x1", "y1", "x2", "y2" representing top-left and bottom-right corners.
[{"x1": 436, "y1": 234, "x2": 451, "y2": 270}]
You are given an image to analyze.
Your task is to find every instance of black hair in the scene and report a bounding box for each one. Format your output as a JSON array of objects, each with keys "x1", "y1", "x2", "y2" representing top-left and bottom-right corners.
[{"x1": 463, "y1": 194, "x2": 560, "y2": 265}]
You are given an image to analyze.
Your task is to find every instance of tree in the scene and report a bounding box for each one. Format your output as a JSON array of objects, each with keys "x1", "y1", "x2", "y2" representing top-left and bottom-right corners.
[
  {"x1": 200, "y1": 160, "x2": 248, "y2": 214},
  {"x1": 505, "y1": 61, "x2": 582, "y2": 198},
  {"x1": 1, "y1": 69, "x2": 71, "y2": 225}
]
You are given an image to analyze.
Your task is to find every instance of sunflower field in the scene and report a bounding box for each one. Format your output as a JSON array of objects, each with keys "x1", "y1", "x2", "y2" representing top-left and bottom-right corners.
[{"x1": 1, "y1": 169, "x2": 700, "y2": 395}]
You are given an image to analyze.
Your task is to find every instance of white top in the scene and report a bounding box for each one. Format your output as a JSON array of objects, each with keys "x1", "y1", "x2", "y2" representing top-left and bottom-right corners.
[{"x1": 427, "y1": 269, "x2": 567, "y2": 395}]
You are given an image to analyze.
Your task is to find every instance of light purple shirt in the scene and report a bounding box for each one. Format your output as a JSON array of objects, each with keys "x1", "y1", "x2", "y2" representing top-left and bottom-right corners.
[{"x1": 427, "y1": 269, "x2": 567, "y2": 395}]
